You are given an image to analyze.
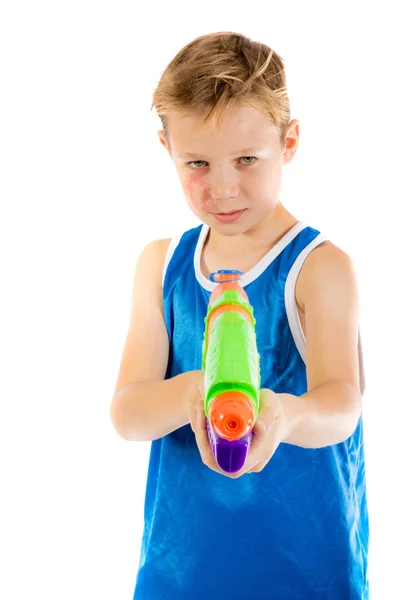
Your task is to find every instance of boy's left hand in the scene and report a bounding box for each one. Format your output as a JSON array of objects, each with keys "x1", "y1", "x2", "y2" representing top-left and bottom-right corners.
[{"x1": 189, "y1": 384, "x2": 288, "y2": 479}]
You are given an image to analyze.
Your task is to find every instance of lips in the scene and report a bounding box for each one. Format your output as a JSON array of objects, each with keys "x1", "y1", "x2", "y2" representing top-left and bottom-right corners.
[{"x1": 211, "y1": 209, "x2": 246, "y2": 223}]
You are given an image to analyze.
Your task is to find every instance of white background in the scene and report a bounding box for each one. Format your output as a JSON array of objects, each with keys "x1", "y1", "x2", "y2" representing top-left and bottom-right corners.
[{"x1": 1, "y1": 1, "x2": 398, "y2": 598}]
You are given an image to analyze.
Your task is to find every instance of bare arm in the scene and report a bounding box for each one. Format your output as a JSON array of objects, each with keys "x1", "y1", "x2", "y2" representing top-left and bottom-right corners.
[
  {"x1": 111, "y1": 371, "x2": 200, "y2": 441},
  {"x1": 109, "y1": 238, "x2": 202, "y2": 442},
  {"x1": 280, "y1": 244, "x2": 363, "y2": 448},
  {"x1": 280, "y1": 380, "x2": 361, "y2": 448}
]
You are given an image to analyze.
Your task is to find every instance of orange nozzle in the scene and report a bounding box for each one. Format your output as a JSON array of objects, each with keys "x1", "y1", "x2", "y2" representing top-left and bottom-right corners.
[
  {"x1": 209, "y1": 391, "x2": 255, "y2": 441},
  {"x1": 209, "y1": 280, "x2": 249, "y2": 304}
]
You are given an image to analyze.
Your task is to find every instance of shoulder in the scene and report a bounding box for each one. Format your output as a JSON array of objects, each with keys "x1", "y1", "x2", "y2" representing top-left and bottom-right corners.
[
  {"x1": 295, "y1": 240, "x2": 358, "y2": 312},
  {"x1": 135, "y1": 238, "x2": 172, "y2": 291},
  {"x1": 294, "y1": 239, "x2": 362, "y2": 395},
  {"x1": 143, "y1": 238, "x2": 173, "y2": 279},
  {"x1": 150, "y1": 237, "x2": 173, "y2": 256}
]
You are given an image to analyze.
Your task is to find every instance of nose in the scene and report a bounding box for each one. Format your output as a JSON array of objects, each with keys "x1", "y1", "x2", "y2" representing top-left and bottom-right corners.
[{"x1": 208, "y1": 165, "x2": 240, "y2": 201}]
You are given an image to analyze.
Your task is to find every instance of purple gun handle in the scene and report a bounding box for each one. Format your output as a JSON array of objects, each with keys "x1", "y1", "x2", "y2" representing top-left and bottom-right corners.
[{"x1": 206, "y1": 419, "x2": 253, "y2": 473}]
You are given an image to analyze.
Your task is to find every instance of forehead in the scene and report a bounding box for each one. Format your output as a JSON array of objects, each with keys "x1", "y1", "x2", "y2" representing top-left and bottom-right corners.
[{"x1": 167, "y1": 104, "x2": 278, "y2": 148}]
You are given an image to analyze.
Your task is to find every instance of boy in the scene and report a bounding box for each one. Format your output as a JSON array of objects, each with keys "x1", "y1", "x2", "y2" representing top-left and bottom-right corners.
[{"x1": 110, "y1": 32, "x2": 369, "y2": 599}]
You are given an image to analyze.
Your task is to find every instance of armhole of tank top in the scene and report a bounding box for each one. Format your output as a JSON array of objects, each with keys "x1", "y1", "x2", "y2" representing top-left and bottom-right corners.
[
  {"x1": 162, "y1": 232, "x2": 184, "y2": 291},
  {"x1": 284, "y1": 233, "x2": 329, "y2": 364}
]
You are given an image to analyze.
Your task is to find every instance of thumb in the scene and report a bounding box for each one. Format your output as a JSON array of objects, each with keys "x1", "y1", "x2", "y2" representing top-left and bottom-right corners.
[{"x1": 256, "y1": 392, "x2": 278, "y2": 434}]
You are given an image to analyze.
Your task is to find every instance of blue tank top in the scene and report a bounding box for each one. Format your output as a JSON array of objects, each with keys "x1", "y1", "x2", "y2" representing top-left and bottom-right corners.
[{"x1": 133, "y1": 221, "x2": 369, "y2": 600}]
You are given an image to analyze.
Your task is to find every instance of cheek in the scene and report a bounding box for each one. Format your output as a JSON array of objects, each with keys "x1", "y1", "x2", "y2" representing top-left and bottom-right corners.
[
  {"x1": 183, "y1": 171, "x2": 209, "y2": 209},
  {"x1": 201, "y1": 187, "x2": 211, "y2": 209}
]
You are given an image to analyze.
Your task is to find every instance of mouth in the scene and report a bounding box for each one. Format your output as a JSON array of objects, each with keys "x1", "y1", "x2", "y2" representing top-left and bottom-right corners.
[{"x1": 211, "y1": 209, "x2": 246, "y2": 223}]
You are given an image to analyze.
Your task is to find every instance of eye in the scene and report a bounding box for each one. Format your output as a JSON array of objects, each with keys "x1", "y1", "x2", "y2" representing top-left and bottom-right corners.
[
  {"x1": 187, "y1": 160, "x2": 207, "y2": 169},
  {"x1": 239, "y1": 156, "x2": 258, "y2": 165},
  {"x1": 186, "y1": 156, "x2": 258, "y2": 169}
]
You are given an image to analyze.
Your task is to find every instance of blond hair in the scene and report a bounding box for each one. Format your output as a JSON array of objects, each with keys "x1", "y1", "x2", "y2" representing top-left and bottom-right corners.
[{"x1": 151, "y1": 31, "x2": 291, "y2": 148}]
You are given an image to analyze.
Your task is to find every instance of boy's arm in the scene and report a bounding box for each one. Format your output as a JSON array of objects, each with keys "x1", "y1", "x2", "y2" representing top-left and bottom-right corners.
[
  {"x1": 279, "y1": 243, "x2": 363, "y2": 448},
  {"x1": 109, "y1": 239, "x2": 199, "y2": 442}
]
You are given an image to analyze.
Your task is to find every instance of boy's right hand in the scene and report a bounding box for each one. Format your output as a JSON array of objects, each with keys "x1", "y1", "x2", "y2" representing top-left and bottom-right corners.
[{"x1": 186, "y1": 369, "x2": 228, "y2": 475}]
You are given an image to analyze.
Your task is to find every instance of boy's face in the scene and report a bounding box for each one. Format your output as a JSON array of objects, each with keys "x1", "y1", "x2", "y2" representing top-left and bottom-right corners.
[{"x1": 158, "y1": 103, "x2": 299, "y2": 236}]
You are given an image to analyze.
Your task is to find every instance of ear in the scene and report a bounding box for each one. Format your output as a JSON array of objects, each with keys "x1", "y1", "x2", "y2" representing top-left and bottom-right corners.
[
  {"x1": 158, "y1": 130, "x2": 171, "y2": 155},
  {"x1": 282, "y1": 119, "x2": 300, "y2": 165}
]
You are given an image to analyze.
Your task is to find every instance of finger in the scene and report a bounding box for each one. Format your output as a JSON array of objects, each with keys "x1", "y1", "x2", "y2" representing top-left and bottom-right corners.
[
  {"x1": 188, "y1": 397, "x2": 213, "y2": 462},
  {"x1": 194, "y1": 409, "x2": 216, "y2": 460},
  {"x1": 194, "y1": 410, "x2": 231, "y2": 475},
  {"x1": 188, "y1": 404, "x2": 197, "y2": 433},
  {"x1": 188, "y1": 388, "x2": 202, "y2": 433},
  {"x1": 247, "y1": 461, "x2": 267, "y2": 474},
  {"x1": 239, "y1": 416, "x2": 278, "y2": 474},
  {"x1": 246, "y1": 435, "x2": 280, "y2": 473}
]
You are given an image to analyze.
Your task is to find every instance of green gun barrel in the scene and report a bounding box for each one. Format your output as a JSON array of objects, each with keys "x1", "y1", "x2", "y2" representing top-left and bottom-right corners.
[{"x1": 201, "y1": 271, "x2": 261, "y2": 472}]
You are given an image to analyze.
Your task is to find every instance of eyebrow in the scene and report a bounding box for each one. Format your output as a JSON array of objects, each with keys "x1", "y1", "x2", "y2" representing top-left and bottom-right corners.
[{"x1": 178, "y1": 147, "x2": 267, "y2": 159}]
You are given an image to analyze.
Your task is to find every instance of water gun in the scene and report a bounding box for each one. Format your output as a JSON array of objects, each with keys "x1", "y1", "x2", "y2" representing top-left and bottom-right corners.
[{"x1": 201, "y1": 269, "x2": 261, "y2": 473}]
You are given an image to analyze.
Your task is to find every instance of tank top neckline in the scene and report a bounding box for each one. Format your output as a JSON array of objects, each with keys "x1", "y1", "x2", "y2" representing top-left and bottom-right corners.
[{"x1": 194, "y1": 221, "x2": 308, "y2": 291}]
